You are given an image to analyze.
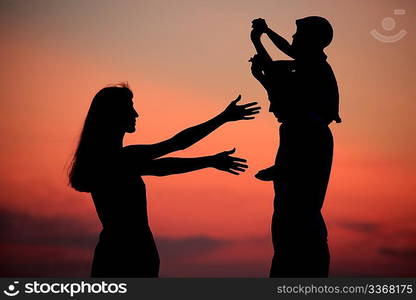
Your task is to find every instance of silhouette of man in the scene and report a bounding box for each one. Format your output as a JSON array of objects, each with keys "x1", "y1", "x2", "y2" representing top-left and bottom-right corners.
[{"x1": 250, "y1": 17, "x2": 341, "y2": 277}]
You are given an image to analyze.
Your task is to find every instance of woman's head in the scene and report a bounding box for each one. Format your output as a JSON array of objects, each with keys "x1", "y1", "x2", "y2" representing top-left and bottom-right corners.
[
  {"x1": 87, "y1": 83, "x2": 138, "y2": 134},
  {"x1": 68, "y1": 83, "x2": 138, "y2": 192}
]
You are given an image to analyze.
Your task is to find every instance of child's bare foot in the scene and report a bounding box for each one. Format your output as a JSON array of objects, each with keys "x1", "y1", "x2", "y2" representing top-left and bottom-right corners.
[{"x1": 255, "y1": 166, "x2": 277, "y2": 181}]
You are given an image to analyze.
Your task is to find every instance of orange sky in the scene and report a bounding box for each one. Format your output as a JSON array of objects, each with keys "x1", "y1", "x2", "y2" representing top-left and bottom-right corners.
[{"x1": 0, "y1": 0, "x2": 415, "y2": 276}]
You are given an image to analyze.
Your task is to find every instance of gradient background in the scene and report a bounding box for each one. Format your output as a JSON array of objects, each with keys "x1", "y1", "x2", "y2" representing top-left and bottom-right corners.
[{"x1": 0, "y1": 0, "x2": 415, "y2": 277}]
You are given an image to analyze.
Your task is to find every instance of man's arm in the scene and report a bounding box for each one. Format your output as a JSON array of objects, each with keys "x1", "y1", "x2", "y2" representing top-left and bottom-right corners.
[
  {"x1": 251, "y1": 18, "x2": 295, "y2": 59},
  {"x1": 249, "y1": 54, "x2": 272, "y2": 91},
  {"x1": 264, "y1": 27, "x2": 295, "y2": 59}
]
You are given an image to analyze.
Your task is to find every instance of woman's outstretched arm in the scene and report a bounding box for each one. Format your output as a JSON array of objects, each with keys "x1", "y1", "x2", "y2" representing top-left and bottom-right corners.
[
  {"x1": 124, "y1": 95, "x2": 260, "y2": 159},
  {"x1": 139, "y1": 149, "x2": 248, "y2": 176}
]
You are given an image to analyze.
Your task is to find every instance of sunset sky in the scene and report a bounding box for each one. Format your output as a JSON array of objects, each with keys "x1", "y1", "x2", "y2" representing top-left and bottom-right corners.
[{"x1": 0, "y1": 0, "x2": 415, "y2": 277}]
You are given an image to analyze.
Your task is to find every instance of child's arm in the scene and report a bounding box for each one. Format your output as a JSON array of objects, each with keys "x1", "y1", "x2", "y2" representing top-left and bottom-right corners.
[{"x1": 250, "y1": 29, "x2": 273, "y2": 62}]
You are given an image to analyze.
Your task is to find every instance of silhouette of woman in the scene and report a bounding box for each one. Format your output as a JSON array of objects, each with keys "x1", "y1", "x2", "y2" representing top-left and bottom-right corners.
[{"x1": 69, "y1": 83, "x2": 260, "y2": 277}]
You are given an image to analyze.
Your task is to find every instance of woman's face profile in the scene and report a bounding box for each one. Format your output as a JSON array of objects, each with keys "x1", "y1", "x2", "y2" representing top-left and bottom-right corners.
[{"x1": 118, "y1": 97, "x2": 139, "y2": 133}]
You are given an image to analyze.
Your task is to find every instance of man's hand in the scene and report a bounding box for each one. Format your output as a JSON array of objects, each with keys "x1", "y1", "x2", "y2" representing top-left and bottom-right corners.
[
  {"x1": 220, "y1": 95, "x2": 261, "y2": 122},
  {"x1": 249, "y1": 54, "x2": 266, "y2": 77}
]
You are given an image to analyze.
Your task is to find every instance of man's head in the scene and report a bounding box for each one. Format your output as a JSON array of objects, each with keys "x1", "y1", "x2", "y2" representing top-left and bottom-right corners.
[{"x1": 292, "y1": 16, "x2": 333, "y2": 56}]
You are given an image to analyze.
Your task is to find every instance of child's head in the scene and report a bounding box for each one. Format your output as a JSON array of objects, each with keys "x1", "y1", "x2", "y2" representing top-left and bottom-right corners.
[{"x1": 292, "y1": 16, "x2": 333, "y2": 56}]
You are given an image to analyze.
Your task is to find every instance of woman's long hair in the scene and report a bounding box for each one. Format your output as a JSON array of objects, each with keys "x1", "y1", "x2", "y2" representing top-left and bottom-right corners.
[{"x1": 69, "y1": 83, "x2": 133, "y2": 192}]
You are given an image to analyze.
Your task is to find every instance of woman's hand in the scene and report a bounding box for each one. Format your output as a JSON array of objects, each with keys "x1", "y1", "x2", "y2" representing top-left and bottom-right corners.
[
  {"x1": 210, "y1": 148, "x2": 248, "y2": 175},
  {"x1": 220, "y1": 95, "x2": 261, "y2": 122}
]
